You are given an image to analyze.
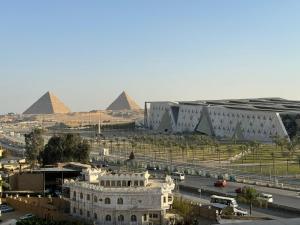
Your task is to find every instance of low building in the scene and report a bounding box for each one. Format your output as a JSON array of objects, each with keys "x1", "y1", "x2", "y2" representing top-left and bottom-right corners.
[{"x1": 63, "y1": 169, "x2": 175, "y2": 225}]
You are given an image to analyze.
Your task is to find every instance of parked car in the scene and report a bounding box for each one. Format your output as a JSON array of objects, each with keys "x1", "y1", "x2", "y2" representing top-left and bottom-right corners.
[
  {"x1": 214, "y1": 179, "x2": 227, "y2": 187},
  {"x1": 0, "y1": 204, "x2": 14, "y2": 213},
  {"x1": 19, "y1": 213, "x2": 35, "y2": 220},
  {"x1": 147, "y1": 165, "x2": 158, "y2": 171}
]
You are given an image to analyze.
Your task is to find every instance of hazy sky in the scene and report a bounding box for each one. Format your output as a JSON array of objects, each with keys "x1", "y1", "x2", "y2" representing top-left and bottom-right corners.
[{"x1": 1, "y1": 0, "x2": 300, "y2": 114}]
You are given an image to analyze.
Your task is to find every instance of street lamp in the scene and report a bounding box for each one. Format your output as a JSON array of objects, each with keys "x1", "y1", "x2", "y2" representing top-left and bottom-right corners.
[{"x1": 198, "y1": 188, "x2": 202, "y2": 199}]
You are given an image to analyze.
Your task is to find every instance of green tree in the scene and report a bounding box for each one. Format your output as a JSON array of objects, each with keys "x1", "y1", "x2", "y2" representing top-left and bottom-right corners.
[
  {"x1": 25, "y1": 128, "x2": 44, "y2": 167},
  {"x1": 129, "y1": 151, "x2": 135, "y2": 160},
  {"x1": 41, "y1": 133, "x2": 90, "y2": 165},
  {"x1": 270, "y1": 152, "x2": 276, "y2": 174},
  {"x1": 238, "y1": 186, "x2": 258, "y2": 215},
  {"x1": 75, "y1": 139, "x2": 90, "y2": 163},
  {"x1": 41, "y1": 135, "x2": 64, "y2": 165}
]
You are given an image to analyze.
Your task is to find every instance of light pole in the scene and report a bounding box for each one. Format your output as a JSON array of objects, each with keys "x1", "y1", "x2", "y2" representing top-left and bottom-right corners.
[{"x1": 198, "y1": 188, "x2": 202, "y2": 199}]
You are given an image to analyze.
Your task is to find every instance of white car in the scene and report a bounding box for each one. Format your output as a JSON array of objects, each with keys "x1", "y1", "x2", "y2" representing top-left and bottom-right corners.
[
  {"x1": 171, "y1": 172, "x2": 185, "y2": 181},
  {"x1": 258, "y1": 193, "x2": 273, "y2": 203},
  {"x1": 19, "y1": 213, "x2": 35, "y2": 220}
]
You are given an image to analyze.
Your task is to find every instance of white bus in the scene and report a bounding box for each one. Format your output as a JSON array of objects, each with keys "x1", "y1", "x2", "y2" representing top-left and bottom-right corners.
[
  {"x1": 211, "y1": 195, "x2": 238, "y2": 208},
  {"x1": 210, "y1": 195, "x2": 248, "y2": 216}
]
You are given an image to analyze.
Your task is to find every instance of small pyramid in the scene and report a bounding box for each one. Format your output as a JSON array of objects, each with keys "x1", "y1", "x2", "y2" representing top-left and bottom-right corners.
[
  {"x1": 23, "y1": 91, "x2": 71, "y2": 114},
  {"x1": 107, "y1": 91, "x2": 141, "y2": 111}
]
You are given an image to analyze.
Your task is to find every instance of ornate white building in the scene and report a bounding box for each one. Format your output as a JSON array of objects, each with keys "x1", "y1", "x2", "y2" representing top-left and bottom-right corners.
[
  {"x1": 144, "y1": 98, "x2": 300, "y2": 142},
  {"x1": 63, "y1": 169, "x2": 175, "y2": 225}
]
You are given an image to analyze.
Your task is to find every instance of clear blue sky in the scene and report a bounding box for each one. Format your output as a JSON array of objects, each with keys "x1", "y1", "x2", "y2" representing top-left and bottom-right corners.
[{"x1": 1, "y1": 0, "x2": 300, "y2": 114}]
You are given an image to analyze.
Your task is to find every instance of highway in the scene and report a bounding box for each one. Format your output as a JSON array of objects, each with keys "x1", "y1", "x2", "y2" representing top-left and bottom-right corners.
[
  {"x1": 180, "y1": 175, "x2": 300, "y2": 210},
  {"x1": 177, "y1": 190, "x2": 298, "y2": 219}
]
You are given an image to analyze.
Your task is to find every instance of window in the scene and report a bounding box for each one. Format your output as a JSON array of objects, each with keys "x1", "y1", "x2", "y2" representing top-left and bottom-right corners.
[
  {"x1": 117, "y1": 181, "x2": 121, "y2": 187},
  {"x1": 100, "y1": 181, "x2": 105, "y2": 186},
  {"x1": 105, "y1": 198, "x2": 111, "y2": 204},
  {"x1": 143, "y1": 214, "x2": 147, "y2": 221},
  {"x1": 134, "y1": 180, "x2": 139, "y2": 186},
  {"x1": 94, "y1": 196, "x2": 98, "y2": 203},
  {"x1": 163, "y1": 196, "x2": 166, "y2": 203},
  {"x1": 106, "y1": 215, "x2": 112, "y2": 222},
  {"x1": 80, "y1": 193, "x2": 83, "y2": 199},
  {"x1": 140, "y1": 181, "x2": 144, "y2": 186},
  {"x1": 118, "y1": 215, "x2": 124, "y2": 222},
  {"x1": 87, "y1": 194, "x2": 90, "y2": 201},
  {"x1": 153, "y1": 214, "x2": 158, "y2": 219},
  {"x1": 111, "y1": 181, "x2": 116, "y2": 187},
  {"x1": 122, "y1": 181, "x2": 127, "y2": 186},
  {"x1": 131, "y1": 215, "x2": 137, "y2": 222},
  {"x1": 105, "y1": 181, "x2": 110, "y2": 187},
  {"x1": 80, "y1": 209, "x2": 83, "y2": 216},
  {"x1": 73, "y1": 191, "x2": 76, "y2": 199},
  {"x1": 87, "y1": 211, "x2": 90, "y2": 218},
  {"x1": 117, "y1": 198, "x2": 123, "y2": 205},
  {"x1": 73, "y1": 207, "x2": 76, "y2": 214},
  {"x1": 94, "y1": 213, "x2": 97, "y2": 220}
]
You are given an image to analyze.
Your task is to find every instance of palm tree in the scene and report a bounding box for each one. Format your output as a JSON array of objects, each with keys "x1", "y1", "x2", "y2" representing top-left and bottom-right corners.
[
  {"x1": 284, "y1": 143, "x2": 296, "y2": 173},
  {"x1": 239, "y1": 145, "x2": 246, "y2": 164},
  {"x1": 109, "y1": 139, "x2": 113, "y2": 154},
  {"x1": 270, "y1": 152, "x2": 275, "y2": 174},
  {"x1": 122, "y1": 138, "x2": 126, "y2": 158},
  {"x1": 227, "y1": 145, "x2": 234, "y2": 160},
  {"x1": 200, "y1": 145, "x2": 205, "y2": 161},
  {"x1": 297, "y1": 155, "x2": 300, "y2": 168},
  {"x1": 216, "y1": 146, "x2": 221, "y2": 164},
  {"x1": 239, "y1": 187, "x2": 258, "y2": 215}
]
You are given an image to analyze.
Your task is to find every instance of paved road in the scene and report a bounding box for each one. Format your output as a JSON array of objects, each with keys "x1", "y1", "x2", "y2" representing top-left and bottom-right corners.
[
  {"x1": 180, "y1": 175, "x2": 300, "y2": 210},
  {"x1": 107, "y1": 152, "x2": 300, "y2": 188},
  {"x1": 177, "y1": 190, "x2": 298, "y2": 219}
]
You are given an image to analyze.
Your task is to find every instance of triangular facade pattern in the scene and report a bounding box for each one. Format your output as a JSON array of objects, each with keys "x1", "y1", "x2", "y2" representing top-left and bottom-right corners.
[{"x1": 146, "y1": 98, "x2": 295, "y2": 142}]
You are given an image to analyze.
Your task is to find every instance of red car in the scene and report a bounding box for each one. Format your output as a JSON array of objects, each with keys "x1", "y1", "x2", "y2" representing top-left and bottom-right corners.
[
  {"x1": 235, "y1": 187, "x2": 243, "y2": 193},
  {"x1": 214, "y1": 179, "x2": 227, "y2": 187},
  {"x1": 235, "y1": 186, "x2": 247, "y2": 194}
]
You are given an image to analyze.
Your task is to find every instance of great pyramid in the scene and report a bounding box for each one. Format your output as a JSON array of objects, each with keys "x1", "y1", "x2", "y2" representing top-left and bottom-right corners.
[
  {"x1": 23, "y1": 91, "x2": 71, "y2": 114},
  {"x1": 107, "y1": 91, "x2": 141, "y2": 111}
]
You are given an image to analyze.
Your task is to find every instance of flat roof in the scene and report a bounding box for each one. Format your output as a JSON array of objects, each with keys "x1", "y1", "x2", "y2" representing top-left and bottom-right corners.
[
  {"x1": 34, "y1": 168, "x2": 77, "y2": 172},
  {"x1": 150, "y1": 98, "x2": 300, "y2": 113}
]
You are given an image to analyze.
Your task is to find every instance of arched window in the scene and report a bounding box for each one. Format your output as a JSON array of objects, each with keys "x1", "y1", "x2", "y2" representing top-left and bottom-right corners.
[
  {"x1": 117, "y1": 198, "x2": 123, "y2": 205},
  {"x1": 131, "y1": 215, "x2": 137, "y2": 222},
  {"x1": 118, "y1": 215, "x2": 124, "y2": 222},
  {"x1": 106, "y1": 215, "x2": 112, "y2": 221},
  {"x1": 105, "y1": 197, "x2": 111, "y2": 204}
]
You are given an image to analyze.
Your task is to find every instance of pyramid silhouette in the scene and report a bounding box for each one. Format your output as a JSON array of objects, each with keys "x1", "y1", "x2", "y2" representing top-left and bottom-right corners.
[
  {"x1": 107, "y1": 91, "x2": 141, "y2": 111},
  {"x1": 23, "y1": 91, "x2": 71, "y2": 114}
]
